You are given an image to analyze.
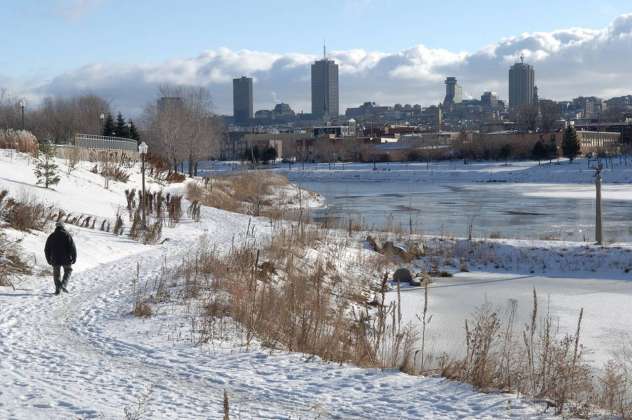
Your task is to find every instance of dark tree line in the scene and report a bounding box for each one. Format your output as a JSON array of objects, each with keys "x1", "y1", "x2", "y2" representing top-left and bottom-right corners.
[
  {"x1": 242, "y1": 145, "x2": 278, "y2": 165},
  {"x1": 531, "y1": 136, "x2": 559, "y2": 164},
  {"x1": 102, "y1": 112, "x2": 140, "y2": 141}
]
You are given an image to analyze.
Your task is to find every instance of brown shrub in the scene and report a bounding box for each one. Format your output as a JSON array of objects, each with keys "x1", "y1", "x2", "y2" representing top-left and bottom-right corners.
[
  {"x1": 166, "y1": 172, "x2": 186, "y2": 183},
  {"x1": 0, "y1": 233, "x2": 31, "y2": 287},
  {"x1": 100, "y1": 165, "x2": 130, "y2": 183},
  {"x1": 132, "y1": 301, "x2": 153, "y2": 318},
  {"x1": 1, "y1": 192, "x2": 51, "y2": 232},
  {"x1": 0, "y1": 129, "x2": 38, "y2": 153},
  {"x1": 187, "y1": 171, "x2": 291, "y2": 217}
]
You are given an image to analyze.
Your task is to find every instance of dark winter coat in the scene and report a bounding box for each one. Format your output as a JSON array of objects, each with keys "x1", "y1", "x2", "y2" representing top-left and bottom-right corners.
[{"x1": 44, "y1": 227, "x2": 77, "y2": 266}]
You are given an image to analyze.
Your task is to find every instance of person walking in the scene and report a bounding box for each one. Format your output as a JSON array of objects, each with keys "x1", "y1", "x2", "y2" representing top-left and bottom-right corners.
[{"x1": 44, "y1": 221, "x2": 77, "y2": 295}]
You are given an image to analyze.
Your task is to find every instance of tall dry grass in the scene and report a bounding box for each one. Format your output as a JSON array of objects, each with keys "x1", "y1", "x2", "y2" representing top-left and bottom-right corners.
[
  {"x1": 0, "y1": 190, "x2": 51, "y2": 232},
  {"x1": 432, "y1": 289, "x2": 594, "y2": 416},
  {"x1": 0, "y1": 232, "x2": 31, "y2": 288},
  {"x1": 0, "y1": 129, "x2": 38, "y2": 153},
  {"x1": 187, "y1": 172, "x2": 304, "y2": 220},
  {"x1": 134, "y1": 220, "x2": 413, "y2": 369}
]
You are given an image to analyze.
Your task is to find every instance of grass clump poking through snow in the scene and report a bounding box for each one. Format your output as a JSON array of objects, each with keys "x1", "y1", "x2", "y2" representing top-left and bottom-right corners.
[
  {"x1": 0, "y1": 190, "x2": 50, "y2": 232},
  {"x1": 138, "y1": 222, "x2": 410, "y2": 369},
  {"x1": 0, "y1": 232, "x2": 31, "y2": 287},
  {"x1": 195, "y1": 225, "x2": 377, "y2": 365},
  {"x1": 437, "y1": 289, "x2": 594, "y2": 416},
  {"x1": 188, "y1": 171, "x2": 311, "y2": 221},
  {"x1": 0, "y1": 129, "x2": 38, "y2": 154}
]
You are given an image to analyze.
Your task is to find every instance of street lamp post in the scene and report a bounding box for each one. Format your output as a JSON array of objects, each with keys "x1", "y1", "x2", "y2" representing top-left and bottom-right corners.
[
  {"x1": 138, "y1": 142, "x2": 149, "y2": 230},
  {"x1": 18, "y1": 100, "x2": 25, "y2": 130},
  {"x1": 100, "y1": 113, "x2": 105, "y2": 135}
]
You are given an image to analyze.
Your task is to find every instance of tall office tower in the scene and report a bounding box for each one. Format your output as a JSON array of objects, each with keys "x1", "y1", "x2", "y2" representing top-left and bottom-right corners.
[
  {"x1": 443, "y1": 77, "x2": 463, "y2": 108},
  {"x1": 233, "y1": 76, "x2": 253, "y2": 125},
  {"x1": 508, "y1": 56, "x2": 535, "y2": 110},
  {"x1": 311, "y1": 47, "x2": 339, "y2": 119}
]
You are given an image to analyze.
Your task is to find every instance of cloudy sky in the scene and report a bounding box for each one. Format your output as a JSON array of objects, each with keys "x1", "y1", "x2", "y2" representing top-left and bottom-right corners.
[{"x1": 2, "y1": 0, "x2": 632, "y2": 115}]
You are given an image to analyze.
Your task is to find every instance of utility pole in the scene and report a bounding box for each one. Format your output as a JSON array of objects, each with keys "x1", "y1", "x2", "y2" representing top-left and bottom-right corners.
[{"x1": 595, "y1": 163, "x2": 603, "y2": 245}]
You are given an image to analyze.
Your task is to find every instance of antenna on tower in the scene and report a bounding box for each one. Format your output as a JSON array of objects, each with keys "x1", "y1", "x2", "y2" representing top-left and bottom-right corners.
[
  {"x1": 520, "y1": 54, "x2": 524, "y2": 64},
  {"x1": 323, "y1": 40, "x2": 326, "y2": 59}
]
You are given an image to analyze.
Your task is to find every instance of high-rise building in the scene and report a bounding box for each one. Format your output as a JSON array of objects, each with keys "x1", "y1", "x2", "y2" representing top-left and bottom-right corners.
[
  {"x1": 508, "y1": 56, "x2": 535, "y2": 110},
  {"x1": 443, "y1": 77, "x2": 463, "y2": 108},
  {"x1": 311, "y1": 48, "x2": 339, "y2": 119},
  {"x1": 233, "y1": 76, "x2": 253, "y2": 125},
  {"x1": 481, "y1": 91, "x2": 498, "y2": 108}
]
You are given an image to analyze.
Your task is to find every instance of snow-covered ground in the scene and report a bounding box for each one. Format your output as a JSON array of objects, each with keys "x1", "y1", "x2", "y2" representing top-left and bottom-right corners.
[
  {"x1": 390, "y1": 271, "x2": 632, "y2": 368},
  {"x1": 0, "y1": 151, "x2": 554, "y2": 419},
  {"x1": 377, "y1": 234, "x2": 632, "y2": 367}
]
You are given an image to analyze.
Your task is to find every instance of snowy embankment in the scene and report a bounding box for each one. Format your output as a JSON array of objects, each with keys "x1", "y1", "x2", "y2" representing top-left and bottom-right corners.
[
  {"x1": 421, "y1": 236, "x2": 632, "y2": 278},
  {"x1": 0, "y1": 151, "x2": 551, "y2": 419}
]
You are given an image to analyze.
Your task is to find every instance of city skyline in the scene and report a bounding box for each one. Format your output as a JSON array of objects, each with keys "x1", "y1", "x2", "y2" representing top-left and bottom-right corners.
[{"x1": 1, "y1": 5, "x2": 632, "y2": 115}]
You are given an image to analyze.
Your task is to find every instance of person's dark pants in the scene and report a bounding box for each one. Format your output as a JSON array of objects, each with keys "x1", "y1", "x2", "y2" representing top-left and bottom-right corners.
[{"x1": 53, "y1": 265, "x2": 72, "y2": 292}]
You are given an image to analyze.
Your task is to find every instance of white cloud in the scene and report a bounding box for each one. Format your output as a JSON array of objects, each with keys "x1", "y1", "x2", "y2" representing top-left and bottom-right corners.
[
  {"x1": 56, "y1": 0, "x2": 103, "y2": 21},
  {"x1": 9, "y1": 13, "x2": 632, "y2": 115}
]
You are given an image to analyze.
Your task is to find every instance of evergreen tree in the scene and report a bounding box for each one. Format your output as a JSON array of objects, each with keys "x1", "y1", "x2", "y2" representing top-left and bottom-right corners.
[
  {"x1": 242, "y1": 145, "x2": 261, "y2": 163},
  {"x1": 532, "y1": 140, "x2": 546, "y2": 164},
  {"x1": 547, "y1": 135, "x2": 558, "y2": 163},
  {"x1": 128, "y1": 120, "x2": 140, "y2": 141},
  {"x1": 498, "y1": 143, "x2": 512, "y2": 164},
  {"x1": 102, "y1": 113, "x2": 115, "y2": 137},
  {"x1": 115, "y1": 112, "x2": 128, "y2": 138},
  {"x1": 562, "y1": 125, "x2": 581, "y2": 163},
  {"x1": 261, "y1": 146, "x2": 278, "y2": 164},
  {"x1": 34, "y1": 141, "x2": 61, "y2": 189}
]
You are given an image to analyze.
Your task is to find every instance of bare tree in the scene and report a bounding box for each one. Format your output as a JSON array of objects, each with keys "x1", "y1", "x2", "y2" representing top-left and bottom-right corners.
[
  {"x1": 28, "y1": 95, "x2": 110, "y2": 143},
  {"x1": 142, "y1": 85, "x2": 222, "y2": 175},
  {"x1": 0, "y1": 89, "x2": 22, "y2": 129},
  {"x1": 516, "y1": 104, "x2": 539, "y2": 132},
  {"x1": 539, "y1": 100, "x2": 561, "y2": 133}
]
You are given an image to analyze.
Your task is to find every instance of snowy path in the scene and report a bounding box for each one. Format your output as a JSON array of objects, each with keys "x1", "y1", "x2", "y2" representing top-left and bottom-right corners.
[{"x1": 0, "y1": 223, "x2": 554, "y2": 419}]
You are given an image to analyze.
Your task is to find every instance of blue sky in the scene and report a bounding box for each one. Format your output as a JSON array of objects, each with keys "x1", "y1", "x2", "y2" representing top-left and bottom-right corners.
[
  {"x1": 1, "y1": 0, "x2": 632, "y2": 114},
  {"x1": 2, "y1": 0, "x2": 628, "y2": 76}
]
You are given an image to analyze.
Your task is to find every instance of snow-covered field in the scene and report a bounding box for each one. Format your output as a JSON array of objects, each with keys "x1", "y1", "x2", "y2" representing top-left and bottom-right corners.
[{"x1": 0, "y1": 151, "x2": 556, "y2": 419}]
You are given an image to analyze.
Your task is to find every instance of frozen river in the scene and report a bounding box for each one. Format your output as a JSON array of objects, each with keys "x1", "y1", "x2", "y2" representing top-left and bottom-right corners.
[
  {"x1": 294, "y1": 180, "x2": 632, "y2": 242},
  {"x1": 200, "y1": 159, "x2": 632, "y2": 241}
]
